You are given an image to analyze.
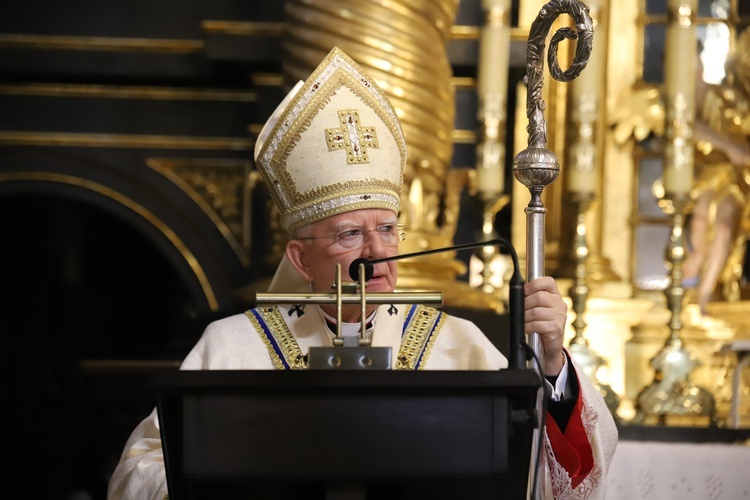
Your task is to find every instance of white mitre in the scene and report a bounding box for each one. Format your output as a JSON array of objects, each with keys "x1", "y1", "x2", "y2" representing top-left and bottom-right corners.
[{"x1": 253, "y1": 46, "x2": 407, "y2": 234}]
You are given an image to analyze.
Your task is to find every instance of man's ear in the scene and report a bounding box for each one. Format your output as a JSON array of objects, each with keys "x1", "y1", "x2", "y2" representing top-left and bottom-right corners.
[{"x1": 286, "y1": 240, "x2": 314, "y2": 281}]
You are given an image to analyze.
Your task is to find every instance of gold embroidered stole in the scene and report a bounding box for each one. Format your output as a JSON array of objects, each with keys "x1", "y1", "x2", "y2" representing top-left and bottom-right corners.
[
  {"x1": 248, "y1": 304, "x2": 445, "y2": 370},
  {"x1": 246, "y1": 307, "x2": 307, "y2": 369},
  {"x1": 395, "y1": 305, "x2": 446, "y2": 370}
]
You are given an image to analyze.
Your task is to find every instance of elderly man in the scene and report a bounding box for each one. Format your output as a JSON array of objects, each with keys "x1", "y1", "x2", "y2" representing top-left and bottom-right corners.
[{"x1": 108, "y1": 47, "x2": 617, "y2": 500}]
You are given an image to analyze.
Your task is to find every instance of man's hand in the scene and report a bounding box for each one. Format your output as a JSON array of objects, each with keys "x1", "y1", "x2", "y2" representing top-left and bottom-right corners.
[{"x1": 524, "y1": 276, "x2": 568, "y2": 376}]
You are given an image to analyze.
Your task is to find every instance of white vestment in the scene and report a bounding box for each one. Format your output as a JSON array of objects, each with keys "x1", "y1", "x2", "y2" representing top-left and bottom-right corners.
[
  {"x1": 108, "y1": 258, "x2": 617, "y2": 500},
  {"x1": 107, "y1": 300, "x2": 617, "y2": 500}
]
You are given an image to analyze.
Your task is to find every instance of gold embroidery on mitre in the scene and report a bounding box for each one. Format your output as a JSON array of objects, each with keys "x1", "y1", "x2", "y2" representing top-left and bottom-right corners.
[
  {"x1": 254, "y1": 47, "x2": 406, "y2": 233},
  {"x1": 269, "y1": 73, "x2": 402, "y2": 231},
  {"x1": 326, "y1": 109, "x2": 379, "y2": 164}
]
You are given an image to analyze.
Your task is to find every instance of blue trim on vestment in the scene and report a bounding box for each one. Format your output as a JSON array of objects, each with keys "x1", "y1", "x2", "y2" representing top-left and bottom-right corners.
[
  {"x1": 402, "y1": 304, "x2": 417, "y2": 336},
  {"x1": 250, "y1": 308, "x2": 291, "y2": 370},
  {"x1": 414, "y1": 309, "x2": 443, "y2": 369}
]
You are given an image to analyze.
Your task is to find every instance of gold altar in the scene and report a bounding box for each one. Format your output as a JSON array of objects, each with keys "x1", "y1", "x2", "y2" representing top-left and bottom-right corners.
[{"x1": 272, "y1": 0, "x2": 750, "y2": 428}]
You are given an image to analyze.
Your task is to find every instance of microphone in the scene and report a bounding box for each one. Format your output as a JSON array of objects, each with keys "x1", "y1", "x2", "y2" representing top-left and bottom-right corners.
[
  {"x1": 349, "y1": 238, "x2": 527, "y2": 370},
  {"x1": 349, "y1": 257, "x2": 375, "y2": 282}
]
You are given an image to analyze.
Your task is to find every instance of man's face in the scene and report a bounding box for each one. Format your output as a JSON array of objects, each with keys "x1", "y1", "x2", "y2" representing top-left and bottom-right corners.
[{"x1": 287, "y1": 208, "x2": 400, "y2": 296}]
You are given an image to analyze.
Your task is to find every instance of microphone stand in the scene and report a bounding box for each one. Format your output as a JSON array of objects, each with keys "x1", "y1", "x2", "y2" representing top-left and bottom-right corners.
[
  {"x1": 256, "y1": 263, "x2": 443, "y2": 370},
  {"x1": 512, "y1": 1, "x2": 593, "y2": 498},
  {"x1": 350, "y1": 237, "x2": 527, "y2": 369},
  {"x1": 260, "y1": 237, "x2": 528, "y2": 370}
]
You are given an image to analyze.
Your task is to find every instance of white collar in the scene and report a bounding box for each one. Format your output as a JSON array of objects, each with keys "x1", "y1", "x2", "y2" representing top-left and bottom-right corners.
[{"x1": 319, "y1": 307, "x2": 377, "y2": 337}]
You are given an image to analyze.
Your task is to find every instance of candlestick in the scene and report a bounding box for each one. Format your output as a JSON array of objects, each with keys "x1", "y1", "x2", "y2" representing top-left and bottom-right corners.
[
  {"x1": 634, "y1": 0, "x2": 715, "y2": 426},
  {"x1": 567, "y1": 192, "x2": 621, "y2": 416}
]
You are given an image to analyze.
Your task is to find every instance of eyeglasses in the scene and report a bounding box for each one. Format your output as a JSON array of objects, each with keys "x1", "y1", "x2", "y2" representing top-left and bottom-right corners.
[{"x1": 298, "y1": 223, "x2": 406, "y2": 249}]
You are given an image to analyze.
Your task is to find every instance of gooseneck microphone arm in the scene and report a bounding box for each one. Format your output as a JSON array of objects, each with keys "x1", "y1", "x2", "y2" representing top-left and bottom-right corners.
[{"x1": 349, "y1": 238, "x2": 527, "y2": 370}]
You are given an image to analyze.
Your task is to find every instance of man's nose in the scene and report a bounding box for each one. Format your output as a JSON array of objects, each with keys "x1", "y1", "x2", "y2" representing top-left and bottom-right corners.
[{"x1": 361, "y1": 230, "x2": 389, "y2": 257}]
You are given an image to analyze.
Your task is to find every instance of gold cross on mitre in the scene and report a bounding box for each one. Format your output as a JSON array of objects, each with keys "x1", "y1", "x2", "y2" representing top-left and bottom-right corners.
[{"x1": 325, "y1": 109, "x2": 379, "y2": 164}]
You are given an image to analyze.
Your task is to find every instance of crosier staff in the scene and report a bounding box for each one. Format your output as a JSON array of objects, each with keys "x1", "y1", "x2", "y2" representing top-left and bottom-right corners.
[{"x1": 511, "y1": 1, "x2": 593, "y2": 497}]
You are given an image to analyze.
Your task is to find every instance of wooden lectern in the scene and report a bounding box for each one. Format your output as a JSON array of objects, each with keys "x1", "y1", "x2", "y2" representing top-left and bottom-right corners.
[{"x1": 152, "y1": 369, "x2": 540, "y2": 500}]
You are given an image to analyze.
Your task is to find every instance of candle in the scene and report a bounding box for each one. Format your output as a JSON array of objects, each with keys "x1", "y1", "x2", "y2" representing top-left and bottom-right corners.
[
  {"x1": 566, "y1": 0, "x2": 603, "y2": 194},
  {"x1": 662, "y1": 0, "x2": 697, "y2": 197},
  {"x1": 477, "y1": 0, "x2": 510, "y2": 96},
  {"x1": 475, "y1": 0, "x2": 511, "y2": 197}
]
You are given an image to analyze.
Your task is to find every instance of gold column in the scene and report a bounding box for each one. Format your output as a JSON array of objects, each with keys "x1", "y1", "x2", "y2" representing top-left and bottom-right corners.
[
  {"x1": 472, "y1": 0, "x2": 512, "y2": 292},
  {"x1": 635, "y1": 0, "x2": 715, "y2": 425}
]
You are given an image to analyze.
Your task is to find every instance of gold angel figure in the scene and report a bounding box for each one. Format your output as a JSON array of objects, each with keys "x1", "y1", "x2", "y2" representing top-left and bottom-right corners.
[{"x1": 610, "y1": 33, "x2": 750, "y2": 315}]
